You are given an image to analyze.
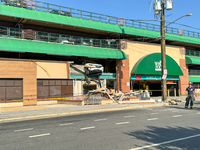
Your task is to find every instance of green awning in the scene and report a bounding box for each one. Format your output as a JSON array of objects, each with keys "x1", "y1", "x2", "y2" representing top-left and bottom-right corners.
[
  {"x1": 185, "y1": 56, "x2": 200, "y2": 65},
  {"x1": 0, "y1": 37, "x2": 127, "y2": 59},
  {"x1": 131, "y1": 53, "x2": 183, "y2": 76},
  {"x1": 1, "y1": 5, "x2": 200, "y2": 46},
  {"x1": 189, "y1": 76, "x2": 200, "y2": 82}
]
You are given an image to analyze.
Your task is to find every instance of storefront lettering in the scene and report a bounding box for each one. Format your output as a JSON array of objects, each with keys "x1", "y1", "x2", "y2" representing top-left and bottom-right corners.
[
  {"x1": 146, "y1": 76, "x2": 160, "y2": 79},
  {"x1": 155, "y1": 60, "x2": 162, "y2": 71}
]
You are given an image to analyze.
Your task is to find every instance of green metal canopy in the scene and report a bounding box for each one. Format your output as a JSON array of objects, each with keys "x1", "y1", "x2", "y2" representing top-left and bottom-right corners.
[
  {"x1": 1, "y1": 5, "x2": 200, "y2": 45},
  {"x1": 185, "y1": 56, "x2": 200, "y2": 65},
  {"x1": 131, "y1": 53, "x2": 183, "y2": 76},
  {"x1": 189, "y1": 76, "x2": 200, "y2": 82},
  {"x1": 0, "y1": 37, "x2": 127, "y2": 59}
]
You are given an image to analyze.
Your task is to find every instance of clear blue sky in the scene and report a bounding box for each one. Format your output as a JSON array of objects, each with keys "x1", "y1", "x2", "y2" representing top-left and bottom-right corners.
[{"x1": 39, "y1": 0, "x2": 200, "y2": 33}]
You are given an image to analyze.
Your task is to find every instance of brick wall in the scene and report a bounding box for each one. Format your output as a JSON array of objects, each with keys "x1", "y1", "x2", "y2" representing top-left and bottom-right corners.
[
  {"x1": 179, "y1": 59, "x2": 189, "y2": 95},
  {"x1": 116, "y1": 55, "x2": 130, "y2": 93}
]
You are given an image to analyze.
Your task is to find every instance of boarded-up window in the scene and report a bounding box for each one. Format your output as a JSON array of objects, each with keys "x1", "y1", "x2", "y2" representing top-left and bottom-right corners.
[
  {"x1": 62, "y1": 86, "x2": 73, "y2": 97},
  {"x1": 37, "y1": 79, "x2": 73, "y2": 98}
]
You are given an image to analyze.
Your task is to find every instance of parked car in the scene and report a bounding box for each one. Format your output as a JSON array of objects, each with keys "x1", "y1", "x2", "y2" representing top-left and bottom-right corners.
[
  {"x1": 50, "y1": 9, "x2": 72, "y2": 17},
  {"x1": 84, "y1": 63, "x2": 104, "y2": 75}
]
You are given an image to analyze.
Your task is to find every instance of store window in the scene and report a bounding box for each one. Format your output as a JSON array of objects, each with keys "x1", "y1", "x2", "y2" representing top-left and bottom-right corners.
[
  {"x1": 37, "y1": 79, "x2": 73, "y2": 98},
  {"x1": 0, "y1": 79, "x2": 23, "y2": 100}
]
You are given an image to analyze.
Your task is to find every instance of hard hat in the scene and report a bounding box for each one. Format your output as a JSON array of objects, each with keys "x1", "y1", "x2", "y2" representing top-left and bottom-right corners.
[{"x1": 189, "y1": 82, "x2": 193, "y2": 85}]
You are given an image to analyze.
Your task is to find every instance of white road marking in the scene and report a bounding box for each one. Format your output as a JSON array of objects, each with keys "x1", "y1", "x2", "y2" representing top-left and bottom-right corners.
[
  {"x1": 147, "y1": 118, "x2": 158, "y2": 121},
  {"x1": 29, "y1": 133, "x2": 50, "y2": 138},
  {"x1": 116, "y1": 122, "x2": 130, "y2": 125},
  {"x1": 172, "y1": 110, "x2": 179, "y2": 112},
  {"x1": 59, "y1": 123, "x2": 73, "y2": 126},
  {"x1": 124, "y1": 115, "x2": 135, "y2": 118},
  {"x1": 80, "y1": 126, "x2": 95, "y2": 130},
  {"x1": 94, "y1": 118, "x2": 107, "y2": 121},
  {"x1": 151, "y1": 113, "x2": 158, "y2": 115},
  {"x1": 197, "y1": 112, "x2": 200, "y2": 114},
  {"x1": 129, "y1": 133, "x2": 200, "y2": 150},
  {"x1": 14, "y1": 128, "x2": 33, "y2": 132},
  {"x1": 173, "y1": 115, "x2": 182, "y2": 118}
]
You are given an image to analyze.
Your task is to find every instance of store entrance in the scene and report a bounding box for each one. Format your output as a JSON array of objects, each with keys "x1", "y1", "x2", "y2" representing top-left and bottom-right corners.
[
  {"x1": 132, "y1": 80, "x2": 179, "y2": 97},
  {"x1": 132, "y1": 81, "x2": 161, "y2": 97},
  {"x1": 148, "y1": 81, "x2": 162, "y2": 96},
  {"x1": 167, "y1": 83, "x2": 178, "y2": 96}
]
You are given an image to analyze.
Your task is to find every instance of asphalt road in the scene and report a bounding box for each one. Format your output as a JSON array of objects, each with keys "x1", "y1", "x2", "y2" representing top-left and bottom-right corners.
[{"x1": 1, "y1": 102, "x2": 200, "y2": 150}]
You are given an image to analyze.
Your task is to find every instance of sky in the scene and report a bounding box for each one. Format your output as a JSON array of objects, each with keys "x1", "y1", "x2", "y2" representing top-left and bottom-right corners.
[{"x1": 38, "y1": 0, "x2": 200, "y2": 33}]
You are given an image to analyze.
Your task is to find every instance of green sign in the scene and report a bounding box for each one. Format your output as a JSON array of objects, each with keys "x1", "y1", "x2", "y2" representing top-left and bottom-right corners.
[{"x1": 131, "y1": 53, "x2": 183, "y2": 76}]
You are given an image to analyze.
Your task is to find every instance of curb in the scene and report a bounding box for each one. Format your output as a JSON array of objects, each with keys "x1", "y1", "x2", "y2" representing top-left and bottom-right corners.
[{"x1": 0, "y1": 103, "x2": 169, "y2": 123}]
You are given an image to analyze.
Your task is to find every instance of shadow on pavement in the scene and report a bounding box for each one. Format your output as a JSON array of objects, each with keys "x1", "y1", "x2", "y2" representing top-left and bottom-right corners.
[{"x1": 125, "y1": 126, "x2": 200, "y2": 149}]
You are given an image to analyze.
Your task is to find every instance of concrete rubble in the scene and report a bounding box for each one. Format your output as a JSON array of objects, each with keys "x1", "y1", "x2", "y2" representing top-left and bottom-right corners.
[{"x1": 86, "y1": 88, "x2": 156, "y2": 104}]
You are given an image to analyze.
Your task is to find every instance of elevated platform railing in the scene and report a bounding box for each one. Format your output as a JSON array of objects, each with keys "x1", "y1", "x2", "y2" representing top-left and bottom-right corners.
[
  {"x1": 0, "y1": 26, "x2": 119, "y2": 49},
  {"x1": 1, "y1": 0, "x2": 200, "y2": 39}
]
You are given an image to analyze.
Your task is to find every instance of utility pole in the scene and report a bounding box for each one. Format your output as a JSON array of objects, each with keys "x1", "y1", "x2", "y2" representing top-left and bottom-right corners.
[
  {"x1": 154, "y1": 0, "x2": 192, "y2": 102},
  {"x1": 161, "y1": 0, "x2": 167, "y2": 102}
]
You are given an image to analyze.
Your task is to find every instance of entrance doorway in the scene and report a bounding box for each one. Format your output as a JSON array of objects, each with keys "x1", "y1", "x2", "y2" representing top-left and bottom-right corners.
[{"x1": 131, "y1": 80, "x2": 179, "y2": 97}]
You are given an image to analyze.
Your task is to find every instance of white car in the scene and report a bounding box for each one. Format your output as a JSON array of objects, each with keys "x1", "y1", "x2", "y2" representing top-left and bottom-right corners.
[{"x1": 84, "y1": 63, "x2": 104, "y2": 75}]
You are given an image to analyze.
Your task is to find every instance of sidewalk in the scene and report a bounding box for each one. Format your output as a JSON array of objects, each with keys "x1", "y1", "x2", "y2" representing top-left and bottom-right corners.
[{"x1": 0, "y1": 96, "x2": 199, "y2": 123}]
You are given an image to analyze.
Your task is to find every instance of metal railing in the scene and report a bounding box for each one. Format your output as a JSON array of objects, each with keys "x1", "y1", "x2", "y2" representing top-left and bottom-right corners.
[
  {"x1": 1, "y1": 0, "x2": 200, "y2": 39},
  {"x1": 186, "y1": 49, "x2": 200, "y2": 57},
  {"x1": 189, "y1": 70, "x2": 200, "y2": 75},
  {"x1": 0, "y1": 26, "x2": 119, "y2": 49}
]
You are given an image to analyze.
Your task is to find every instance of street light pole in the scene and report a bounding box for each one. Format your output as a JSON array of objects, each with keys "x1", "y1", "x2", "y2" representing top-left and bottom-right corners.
[
  {"x1": 161, "y1": 0, "x2": 167, "y2": 102},
  {"x1": 165, "y1": 14, "x2": 192, "y2": 27}
]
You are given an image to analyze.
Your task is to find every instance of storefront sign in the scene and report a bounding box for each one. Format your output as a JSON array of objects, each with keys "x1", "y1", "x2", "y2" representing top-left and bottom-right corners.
[
  {"x1": 154, "y1": 60, "x2": 162, "y2": 71},
  {"x1": 131, "y1": 75, "x2": 179, "y2": 81}
]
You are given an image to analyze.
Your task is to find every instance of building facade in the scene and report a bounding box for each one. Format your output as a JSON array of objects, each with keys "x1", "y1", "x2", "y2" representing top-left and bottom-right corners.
[{"x1": 0, "y1": 0, "x2": 200, "y2": 100}]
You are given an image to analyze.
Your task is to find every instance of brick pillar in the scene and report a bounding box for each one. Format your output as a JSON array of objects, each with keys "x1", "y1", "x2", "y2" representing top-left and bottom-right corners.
[
  {"x1": 179, "y1": 59, "x2": 189, "y2": 95},
  {"x1": 116, "y1": 55, "x2": 130, "y2": 93}
]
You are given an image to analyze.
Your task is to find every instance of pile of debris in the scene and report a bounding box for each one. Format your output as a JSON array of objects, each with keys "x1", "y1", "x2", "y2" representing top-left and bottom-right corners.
[
  {"x1": 168, "y1": 99, "x2": 182, "y2": 105},
  {"x1": 86, "y1": 88, "x2": 152, "y2": 104}
]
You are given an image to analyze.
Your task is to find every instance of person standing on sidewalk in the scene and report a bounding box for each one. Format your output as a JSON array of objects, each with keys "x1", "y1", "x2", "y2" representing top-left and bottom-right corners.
[{"x1": 185, "y1": 82, "x2": 195, "y2": 109}]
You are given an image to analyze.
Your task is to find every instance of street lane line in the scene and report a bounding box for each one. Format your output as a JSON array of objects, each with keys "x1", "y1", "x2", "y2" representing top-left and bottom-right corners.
[
  {"x1": 59, "y1": 123, "x2": 73, "y2": 126},
  {"x1": 116, "y1": 122, "x2": 130, "y2": 125},
  {"x1": 151, "y1": 113, "x2": 158, "y2": 115},
  {"x1": 29, "y1": 133, "x2": 50, "y2": 138},
  {"x1": 124, "y1": 115, "x2": 135, "y2": 118},
  {"x1": 147, "y1": 118, "x2": 158, "y2": 121},
  {"x1": 172, "y1": 111, "x2": 179, "y2": 112},
  {"x1": 129, "y1": 133, "x2": 200, "y2": 150},
  {"x1": 173, "y1": 115, "x2": 182, "y2": 117},
  {"x1": 197, "y1": 112, "x2": 200, "y2": 114},
  {"x1": 14, "y1": 128, "x2": 33, "y2": 132},
  {"x1": 94, "y1": 118, "x2": 107, "y2": 121},
  {"x1": 80, "y1": 126, "x2": 95, "y2": 130}
]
